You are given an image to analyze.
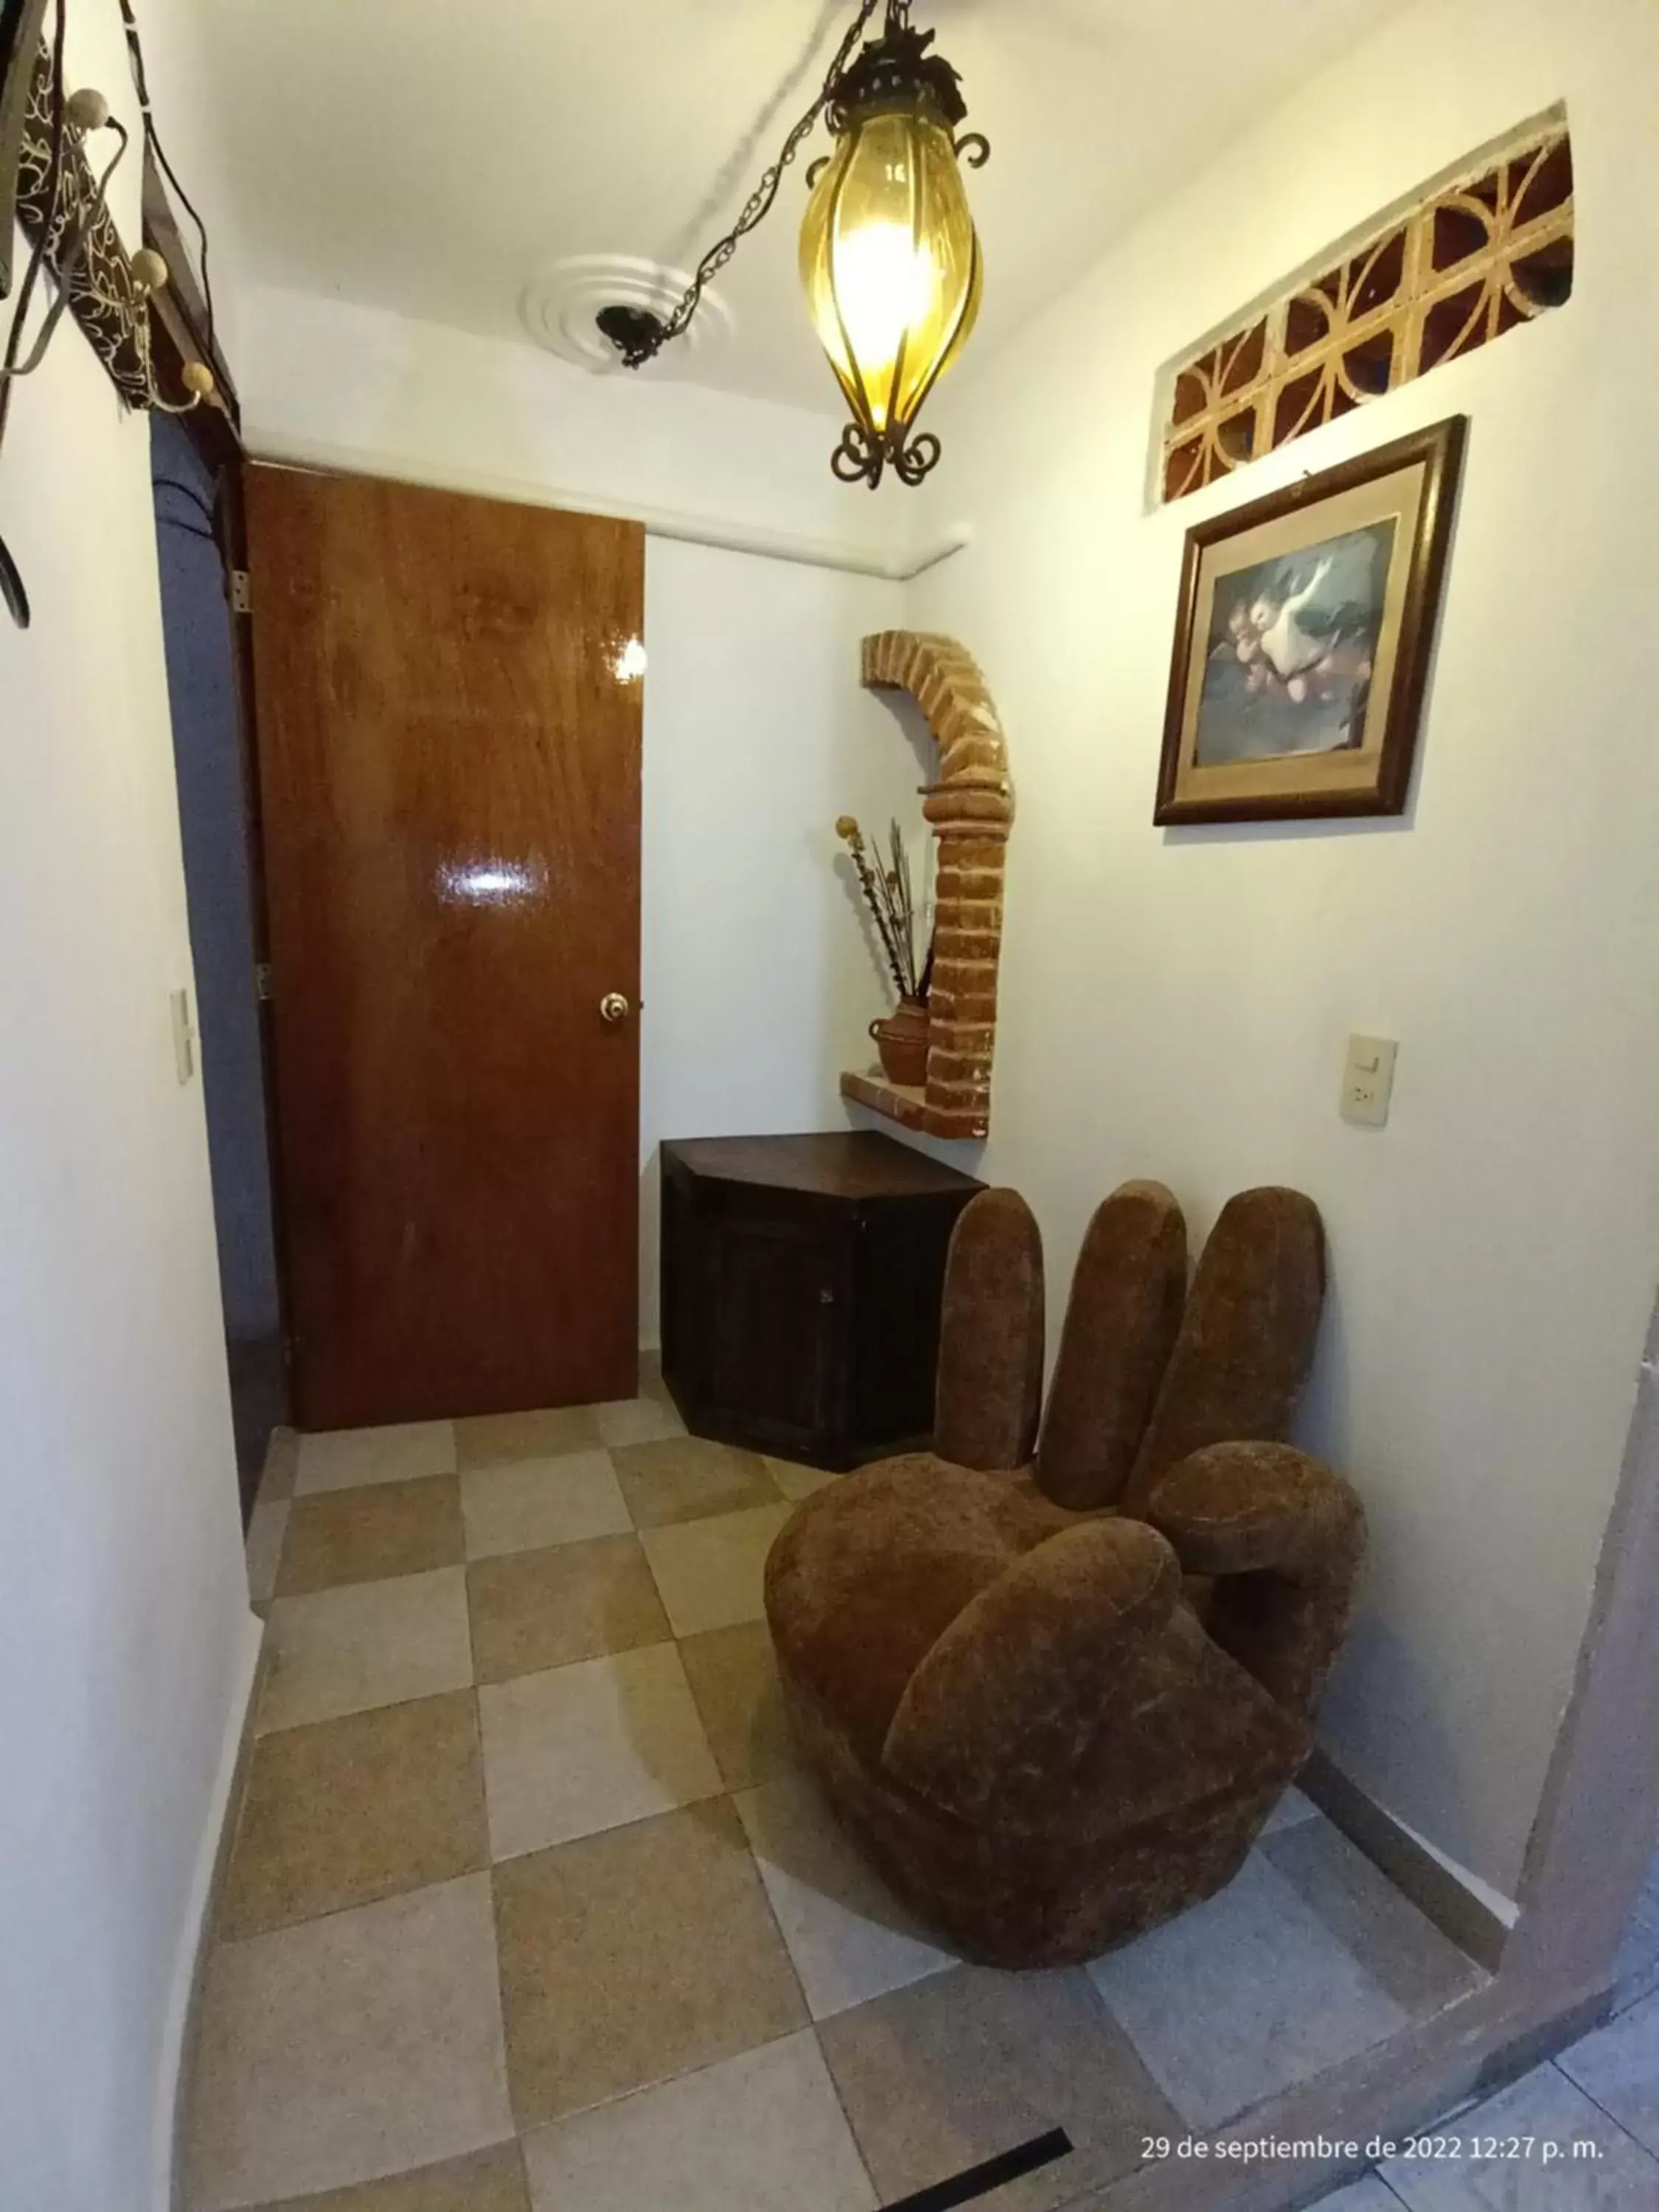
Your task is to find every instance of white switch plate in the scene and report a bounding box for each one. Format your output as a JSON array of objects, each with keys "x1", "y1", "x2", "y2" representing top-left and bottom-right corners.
[
  {"x1": 170, "y1": 987, "x2": 197, "y2": 1086},
  {"x1": 1341, "y1": 1034, "x2": 1397, "y2": 1127}
]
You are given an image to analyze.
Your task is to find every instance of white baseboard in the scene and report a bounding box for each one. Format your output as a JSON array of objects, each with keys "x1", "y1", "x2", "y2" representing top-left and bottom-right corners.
[{"x1": 153, "y1": 1607, "x2": 265, "y2": 2212}]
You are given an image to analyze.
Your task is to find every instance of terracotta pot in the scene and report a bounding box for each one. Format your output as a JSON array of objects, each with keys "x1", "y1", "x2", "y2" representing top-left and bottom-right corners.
[{"x1": 870, "y1": 996, "x2": 931, "y2": 1088}]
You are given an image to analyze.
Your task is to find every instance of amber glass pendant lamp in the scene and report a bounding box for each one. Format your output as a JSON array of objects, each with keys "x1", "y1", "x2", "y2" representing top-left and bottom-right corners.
[
  {"x1": 597, "y1": 0, "x2": 988, "y2": 488},
  {"x1": 799, "y1": 10, "x2": 984, "y2": 487}
]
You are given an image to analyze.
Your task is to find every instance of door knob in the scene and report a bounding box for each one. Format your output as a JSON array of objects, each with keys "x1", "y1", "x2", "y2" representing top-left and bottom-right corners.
[{"x1": 599, "y1": 991, "x2": 631, "y2": 1024}]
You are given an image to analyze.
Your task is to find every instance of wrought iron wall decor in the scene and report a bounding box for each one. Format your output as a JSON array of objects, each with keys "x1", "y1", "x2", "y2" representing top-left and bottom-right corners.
[
  {"x1": 597, "y1": 0, "x2": 988, "y2": 489},
  {"x1": 1, "y1": 0, "x2": 49, "y2": 299},
  {"x1": 1161, "y1": 116, "x2": 1573, "y2": 505},
  {"x1": 0, "y1": 0, "x2": 220, "y2": 627},
  {"x1": 15, "y1": 41, "x2": 147, "y2": 400}
]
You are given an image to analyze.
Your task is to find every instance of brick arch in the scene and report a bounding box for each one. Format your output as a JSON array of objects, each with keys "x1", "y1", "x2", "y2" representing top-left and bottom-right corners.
[{"x1": 843, "y1": 631, "x2": 1012, "y2": 1141}]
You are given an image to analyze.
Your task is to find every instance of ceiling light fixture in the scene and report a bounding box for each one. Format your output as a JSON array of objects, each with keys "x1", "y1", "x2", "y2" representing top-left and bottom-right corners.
[{"x1": 597, "y1": 0, "x2": 987, "y2": 490}]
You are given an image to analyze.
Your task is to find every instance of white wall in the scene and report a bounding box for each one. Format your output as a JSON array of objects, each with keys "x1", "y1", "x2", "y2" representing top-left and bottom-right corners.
[
  {"x1": 232, "y1": 289, "x2": 919, "y2": 1339},
  {"x1": 234, "y1": 285, "x2": 906, "y2": 573},
  {"x1": 640, "y1": 538, "x2": 921, "y2": 1335},
  {"x1": 903, "y1": 0, "x2": 1659, "y2": 1895},
  {"x1": 0, "y1": 13, "x2": 260, "y2": 2208}
]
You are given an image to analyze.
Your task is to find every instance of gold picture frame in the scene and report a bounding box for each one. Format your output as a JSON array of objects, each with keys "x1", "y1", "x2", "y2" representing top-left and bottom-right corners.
[{"x1": 1155, "y1": 416, "x2": 1466, "y2": 824}]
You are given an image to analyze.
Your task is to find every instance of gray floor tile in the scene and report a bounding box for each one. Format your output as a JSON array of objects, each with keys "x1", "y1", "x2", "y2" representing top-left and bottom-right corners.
[
  {"x1": 1309, "y1": 2179, "x2": 1408, "y2": 2209},
  {"x1": 246, "y1": 1498, "x2": 291, "y2": 1605},
  {"x1": 734, "y1": 1771, "x2": 956, "y2": 2020},
  {"x1": 1087, "y1": 1851, "x2": 1408, "y2": 2129},
  {"x1": 1613, "y1": 1899, "x2": 1659, "y2": 2016},
  {"x1": 1259, "y1": 1785, "x2": 1321, "y2": 1837},
  {"x1": 189, "y1": 1874, "x2": 512, "y2": 2210},
  {"x1": 1265, "y1": 1816, "x2": 1483, "y2": 2017},
  {"x1": 260, "y1": 1426, "x2": 300, "y2": 1504},
  {"x1": 593, "y1": 1395, "x2": 687, "y2": 1447},
  {"x1": 479, "y1": 1644, "x2": 722, "y2": 1860},
  {"x1": 239, "y1": 2142, "x2": 529, "y2": 2211},
  {"x1": 819, "y1": 1962, "x2": 1178, "y2": 2210},
  {"x1": 460, "y1": 1453, "x2": 631, "y2": 1559},
  {"x1": 640, "y1": 1502, "x2": 794, "y2": 1636},
  {"x1": 521, "y1": 2031, "x2": 877, "y2": 2211},
  {"x1": 257, "y1": 1568, "x2": 473, "y2": 1734},
  {"x1": 1380, "y1": 2062, "x2": 1659, "y2": 2207},
  {"x1": 295, "y1": 1422, "x2": 456, "y2": 1494},
  {"x1": 1557, "y1": 1986, "x2": 1659, "y2": 2155}
]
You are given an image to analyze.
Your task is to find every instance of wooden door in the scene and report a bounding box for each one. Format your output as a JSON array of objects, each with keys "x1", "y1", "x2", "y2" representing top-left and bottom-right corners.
[{"x1": 243, "y1": 464, "x2": 644, "y2": 1429}]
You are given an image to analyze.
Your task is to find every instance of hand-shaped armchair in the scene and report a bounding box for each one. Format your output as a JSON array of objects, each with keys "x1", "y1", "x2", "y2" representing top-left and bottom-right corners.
[{"x1": 763, "y1": 1180, "x2": 1365, "y2": 1968}]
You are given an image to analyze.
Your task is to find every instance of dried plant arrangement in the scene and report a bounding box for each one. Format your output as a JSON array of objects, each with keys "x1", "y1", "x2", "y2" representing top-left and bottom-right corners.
[{"x1": 836, "y1": 814, "x2": 932, "y2": 1004}]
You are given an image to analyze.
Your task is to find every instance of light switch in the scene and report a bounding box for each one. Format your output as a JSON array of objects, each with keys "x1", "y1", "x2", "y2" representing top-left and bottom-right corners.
[
  {"x1": 1340, "y1": 1034, "x2": 1397, "y2": 1127},
  {"x1": 170, "y1": 987, "x2": 198, "y2": 1085}
]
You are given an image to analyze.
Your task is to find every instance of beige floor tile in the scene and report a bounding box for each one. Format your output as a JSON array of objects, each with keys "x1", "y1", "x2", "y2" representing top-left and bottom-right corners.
[
  {"x1": 260, "y1": 1427, "x2": 301, "y2": 1503},
  {"x1": 221, "y1": 1692, "x2": 487, "y2": 1938},
  {"x1": 734, "y1": 1772, "x2": 956, "y2": 2020},
  {"x1": 479, "y1": 1644, "x2": 721, "y2": 1860},
  {"x1": 594, "y1": 1395, "x2": 686, "y2": 1447},
  {"x1": 611, "y1": 1436, "x2": 779, "y2": 1528},
  {"x1": 521, "y1": 2031, "x2": 876, "y2": 2212},
  {"x1": 257, "y1": 1568, "x2": 473, "y2": 1735},
  {"x1": 456, "y1": 1407, "x2": 601, "y2": 1467},
  {"x1": 678, "y1": 1619, "x2": 800, "y2": 1790},
  {"x1": 277, "y1": 1477, "x2": 465, "y2": 1596},
  {"x1": 819, "y1": 1964, "x2": 1179, "y2": 2210},
  {"x1": 766, "y1": 1457, "x2": 844, "y2": 1502},
  {"x1": 468, "y1": 1537, "x2": 668, "y2": 1684},
  {"x1": 639, "y1": 1501, "x2": 794, "y2": 1637},
  {"x1": 247, "y1": 1498, "x2": 291, "y2": 1605},
  {"x1": 239, "y1": 2142, "x2": 528, "y2": 2211},
  {"x1": 493, "y1": 1799, "x2": 807, "y2": 2125},
  {"x1": 460, "y1": 1453, "x2": 630, "y2": 1559},
  {"x1": 295, "y1": 1422, "x2": 457, "y2": 1495},
  {"x1": 189, "y1": 1875, "x2": 512, "y2": 2211}
]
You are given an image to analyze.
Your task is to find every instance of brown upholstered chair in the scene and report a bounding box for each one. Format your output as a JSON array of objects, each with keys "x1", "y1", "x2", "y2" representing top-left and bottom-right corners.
[{"x1": 763, "y1": 1180, "x2": 1366, "y2": 1969}]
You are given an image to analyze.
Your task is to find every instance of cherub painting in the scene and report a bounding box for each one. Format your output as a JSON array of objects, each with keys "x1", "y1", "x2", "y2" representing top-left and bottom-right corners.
[
  {"x1": 1194, "y1": 519, "x2": 1395, "y2": 766},
  {"x1": 1155, "y1": 417, "x2": 1464, "y2": 824}
]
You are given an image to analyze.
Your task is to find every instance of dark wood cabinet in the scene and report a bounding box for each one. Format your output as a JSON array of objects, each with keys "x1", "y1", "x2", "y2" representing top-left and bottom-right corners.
[{"x1": 661, "y1": 1133, "x2": 983, "y2": 1470}]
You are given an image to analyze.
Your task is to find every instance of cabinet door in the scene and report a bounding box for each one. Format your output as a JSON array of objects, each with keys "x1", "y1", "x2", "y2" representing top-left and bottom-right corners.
[
  {"x1": 847, "y1": 1196, "x2": 971, "y2": 1455},
  {"x1": 704, "y1": 1206, "x2": 843, "y2": 1458}
]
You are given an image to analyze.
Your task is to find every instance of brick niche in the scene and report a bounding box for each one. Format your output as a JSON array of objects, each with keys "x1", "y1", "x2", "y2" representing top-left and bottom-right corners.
[{"x1": 841, "y1": 630, "x2": 1012, "y2": 1142}]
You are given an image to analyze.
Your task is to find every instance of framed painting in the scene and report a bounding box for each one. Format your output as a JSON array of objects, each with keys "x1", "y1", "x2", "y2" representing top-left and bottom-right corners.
[{"x1": 1154, "y1": 415, "x2": 1466, "y2": 824}]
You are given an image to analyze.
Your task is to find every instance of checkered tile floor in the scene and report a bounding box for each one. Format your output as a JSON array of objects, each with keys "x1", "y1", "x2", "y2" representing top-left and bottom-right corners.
[{"x1": 204, "y1": 1368, "x2": 1494, "y2": 2212}]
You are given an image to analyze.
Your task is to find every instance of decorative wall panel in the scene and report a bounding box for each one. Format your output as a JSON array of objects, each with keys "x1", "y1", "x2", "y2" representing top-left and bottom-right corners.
[{"x1": 1161, "y1": 119, "x2": 1573, "y2": 504}]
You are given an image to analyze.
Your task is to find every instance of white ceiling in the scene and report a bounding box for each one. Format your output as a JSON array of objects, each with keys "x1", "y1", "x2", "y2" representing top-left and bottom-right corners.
[{"x1": 188, "y1": 0, "x2": 1402, "y2": 414}]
